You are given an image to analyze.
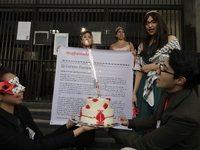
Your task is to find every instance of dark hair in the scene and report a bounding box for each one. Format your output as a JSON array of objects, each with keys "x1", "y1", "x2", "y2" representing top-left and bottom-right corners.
[
  {"x1": 169, "y1": 49, "x2": 200, "y2": 89},
  {"x1": 0, "y1": 67, "x2": 13, "y2": 82},
  {"x1": 80, "y1": 30, "x2": 94, "y2": 49},
  {"x1": 115, "y1": 27, "x2": 125, "y2": 40},
  {"x1": 140, "y1": 12, "x2": 168, "y2": 56},
  {"x1": 80, "y1": 30, "x2": 92, "y2": 39}
]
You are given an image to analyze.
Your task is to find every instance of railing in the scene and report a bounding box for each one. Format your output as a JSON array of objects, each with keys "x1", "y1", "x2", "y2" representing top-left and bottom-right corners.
[{"x1": 0, "y1": 0, "x2": 184, "y2": 101}]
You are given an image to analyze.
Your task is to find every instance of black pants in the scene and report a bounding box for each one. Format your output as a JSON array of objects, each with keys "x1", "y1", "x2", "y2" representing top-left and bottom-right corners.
[{"x1": 71, "y1": 126, "x2": 95, "y2": 146}]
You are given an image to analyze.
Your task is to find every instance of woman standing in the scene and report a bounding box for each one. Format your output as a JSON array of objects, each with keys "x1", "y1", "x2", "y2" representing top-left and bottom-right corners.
[
  {"x1": 80, "y1": 30, "x2": 95, "y2": 49},
  {"x1": 110, "y1": 26, "x2": 137, "y2": 61},
  {"x1": 0, "y1": 67, "x2": 95, "y2": 150},
  {"x1": 132, "y1": 10, "x2": 181, "y2": 134}
]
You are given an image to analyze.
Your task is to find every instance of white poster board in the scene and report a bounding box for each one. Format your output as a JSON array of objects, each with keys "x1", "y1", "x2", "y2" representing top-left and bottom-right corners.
[
  {"x1": 91, "y1": 31, "x2": 101, "y2": 44},
  {"x1": 16, "y1": 21, "x2": 31, "y2": 40},
  {"x1": 50, "y1": 47, "x2": 134, "y2": 129},
  {"x1": 53, "y1": 33, "x2": 69, "y2": 55}
]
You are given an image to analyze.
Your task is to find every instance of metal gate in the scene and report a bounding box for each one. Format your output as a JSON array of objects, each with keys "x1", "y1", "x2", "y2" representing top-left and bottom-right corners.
[{"x1": 0, "y1": 0, "x2": 183, "y2": 101}]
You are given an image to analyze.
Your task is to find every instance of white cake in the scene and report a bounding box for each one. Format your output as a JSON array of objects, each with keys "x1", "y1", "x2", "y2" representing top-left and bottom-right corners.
[{"x1": 79, "y1": 97, "x2": 114, "y2": 125}]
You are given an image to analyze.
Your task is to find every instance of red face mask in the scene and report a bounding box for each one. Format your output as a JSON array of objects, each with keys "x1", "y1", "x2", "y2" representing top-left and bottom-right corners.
[{"x1": 0, "y1": 80, "x2": 14, "y2": 95}]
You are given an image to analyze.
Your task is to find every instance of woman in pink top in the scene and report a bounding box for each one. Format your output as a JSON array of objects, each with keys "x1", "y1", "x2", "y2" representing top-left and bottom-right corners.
[{"x1": 110, "y1": 26, "x2": 137, "y2": 63}]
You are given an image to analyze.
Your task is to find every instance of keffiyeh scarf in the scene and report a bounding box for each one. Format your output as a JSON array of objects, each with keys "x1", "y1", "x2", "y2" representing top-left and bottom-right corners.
[{"x1": 134, "y1": 38, "x2": 181, "y2": 106}]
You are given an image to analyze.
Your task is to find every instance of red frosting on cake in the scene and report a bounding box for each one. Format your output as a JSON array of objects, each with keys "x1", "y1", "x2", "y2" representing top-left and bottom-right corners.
[
  {"x1": 106, "y1": 98, "x2": 111, "y2": 101},
  {"x1": 80, "y1": 97, "x2": 113, "y2": 125},
  {"x1": 103, "y1": 103, "x2": 108, "y2": 109},
  {"x1": 96, "y1": 110, "x2": 105, "y2": 125},
  {"x1": 92, "y1": 98, "x2": 98, "y2": 102},
  {"x1": 86, "y1": 105, "x2": 90, "y2": 109}
]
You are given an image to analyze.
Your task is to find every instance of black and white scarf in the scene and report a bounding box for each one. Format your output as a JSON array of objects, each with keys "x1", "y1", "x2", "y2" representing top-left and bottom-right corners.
[{"x1": 134, "y1": 38, "x2": 181, "y2": 106}]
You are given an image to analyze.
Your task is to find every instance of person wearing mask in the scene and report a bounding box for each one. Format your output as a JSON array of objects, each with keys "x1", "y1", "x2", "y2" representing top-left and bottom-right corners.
[{"x1": 0, "y1": 67, "x2": 95, "y2": 150}]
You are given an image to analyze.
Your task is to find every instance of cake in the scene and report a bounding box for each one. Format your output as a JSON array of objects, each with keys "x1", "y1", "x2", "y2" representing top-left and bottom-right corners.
[{"x1": 79, "y1": 97, "x2": 114, "y2": 125}]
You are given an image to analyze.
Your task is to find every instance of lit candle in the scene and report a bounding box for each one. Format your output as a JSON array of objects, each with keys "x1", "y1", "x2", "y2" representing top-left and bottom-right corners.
[{"x1": 88, "y1": 49, "x2": 101, "y2": 97}]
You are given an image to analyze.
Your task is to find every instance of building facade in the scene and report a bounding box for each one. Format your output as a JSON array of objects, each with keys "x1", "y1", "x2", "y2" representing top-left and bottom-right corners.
[{"x1": 0, "y1": 0, "x2": 198, "y2": 101}]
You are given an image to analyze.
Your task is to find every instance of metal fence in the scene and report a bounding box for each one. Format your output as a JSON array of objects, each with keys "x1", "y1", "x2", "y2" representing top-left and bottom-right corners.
[{"x1": 0, "y1": 0, "x2": 183, "y2": 101}]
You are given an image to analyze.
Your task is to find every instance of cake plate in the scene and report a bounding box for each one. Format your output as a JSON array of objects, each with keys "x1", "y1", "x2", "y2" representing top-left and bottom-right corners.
[{"x1": 70, "y1": 116, "x2": 122, "y2": 128}]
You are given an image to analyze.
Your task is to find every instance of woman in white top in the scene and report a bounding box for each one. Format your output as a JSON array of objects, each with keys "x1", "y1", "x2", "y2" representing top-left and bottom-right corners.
[{"x1": 110, "y1": 27, "x2": 137, "y2": 61}]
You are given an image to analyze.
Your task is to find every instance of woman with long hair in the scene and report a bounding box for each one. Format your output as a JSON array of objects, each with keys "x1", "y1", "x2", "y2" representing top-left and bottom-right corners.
[{"x1": 132, "y1": 10, "x2": 181, "y2": 134}]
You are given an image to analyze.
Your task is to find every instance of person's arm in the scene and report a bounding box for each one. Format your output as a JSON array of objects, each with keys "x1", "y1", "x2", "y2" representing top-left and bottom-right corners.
[
  {"x1": 129, "y1": 42, "x2": 137, "y2": 63},
  {"x1": 140, "y1": 36, "x2": 179, "y2": 73},
  {"x1": 73, "y1": 126, "x2": 85, "y2": 137},
  {"x1": 132, "y1": 43, "x2": 144, "y2": 107},
  {"x1": 129, "y1": 42, "x2": 135, "y2": 52},
  {"x1": 140, "y1": 63, "x2": 159, "y2": 73},
  {"x1": 117, "y1": 114, "x2": 157, "y2": 129},
  {"x1": 73, "y1": 125, "x2": 96, "y2": 137},
  {"x1": 108, "y1": 116, "x2": 199, "y2": 150},
  {"x1": 168, "y1": 35, "x2": 177, "y2": 42},
  {"x1": 128, "y1": 112, "x2": 157, "y2": 130},
  {"x1": 21, "y1": 105, "x2": 72, "y2": 139},
  {"x1": 0, "y1": 123, "x2": 75, "y2": 150},
  {"x1": 132, "y1": 71, "x2": 143, "y2": 107},
  {"x1": 109, "y1": 44, "x2": 114, "y2": 50},
  {"x1": 168, "y1": 35, "x2": 181, "y2": 50},
  {"x1": 0, "y1": 112, "x2": 94, "y2": 150}
]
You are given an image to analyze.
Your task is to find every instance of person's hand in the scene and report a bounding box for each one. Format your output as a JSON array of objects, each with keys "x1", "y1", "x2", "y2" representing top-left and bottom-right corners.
[
  {"x1": 56, "y1": 46, "x2": 61, "y2": 52},
  {"x1": 140, "y1": 64, "x2": 153, "y2": 73},
  {"x1": 132, "y1": 110, "x2": 136, "y2": 119},
  {"x1": 81, "y1": 125, "x2": 97, "y2": 132},
  {"x1": 118, "y1": 116, "x2": 129, "y2": 126},
  {"x1": 132, "y1": 49, "x2": 137, "y2": 56},
  {"x1": 73, "y1": 125, "x2": 97, "y2": 137},
  {"x1": 132, "y1": 94, "x2": 137, "y2": 107},
  {"x1": 66, "y1": 115, "x2": 76, "y2": 129},
  {"x1": 132, "y1": 95, "x2": 137, "y2": 118}
]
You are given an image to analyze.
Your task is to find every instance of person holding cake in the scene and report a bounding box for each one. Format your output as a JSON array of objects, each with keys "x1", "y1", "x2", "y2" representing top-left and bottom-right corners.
[
  {"x1": 0, "y1": 67, "x2": 96, "y2": 150},
  {"x1": 105, "y1": 49, "x2": 200, "y2": 150}
]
